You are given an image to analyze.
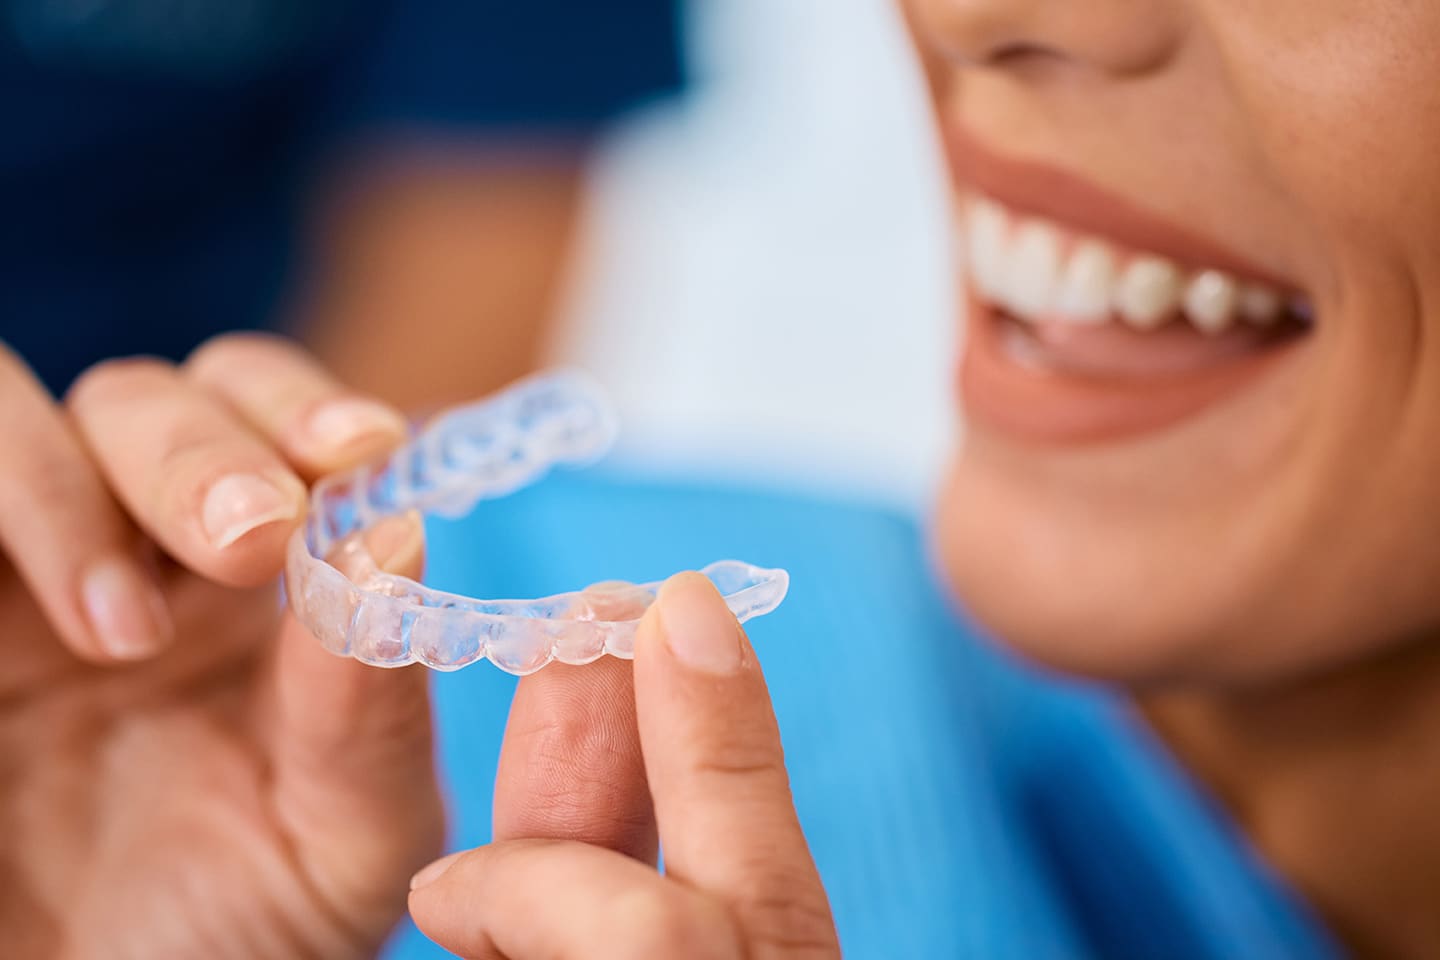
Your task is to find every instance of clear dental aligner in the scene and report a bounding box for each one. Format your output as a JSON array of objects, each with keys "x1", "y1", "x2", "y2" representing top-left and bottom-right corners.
[{"x1": 284, "y1": 371, "x2": 789, "y2": 675}]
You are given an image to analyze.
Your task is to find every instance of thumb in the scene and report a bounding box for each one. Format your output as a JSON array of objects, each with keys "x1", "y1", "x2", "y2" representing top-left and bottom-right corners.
[
  {"x1": 634, "y1": 573, "x2": 839, "y2": 959},
  {"x1": 264, "y1": 512, "x2": 443, "y2": 938}
]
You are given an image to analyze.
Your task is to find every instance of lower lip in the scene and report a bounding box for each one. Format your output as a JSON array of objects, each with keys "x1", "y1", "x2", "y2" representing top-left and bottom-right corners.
[{"x1": 959, "y1": 293, "x2": 1309, "y2": 444}]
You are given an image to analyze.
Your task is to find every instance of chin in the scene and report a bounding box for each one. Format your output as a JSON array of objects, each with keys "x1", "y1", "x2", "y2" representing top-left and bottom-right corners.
[{"x1": 931, "y1": 446, "x2": 1398, "y2": 691}]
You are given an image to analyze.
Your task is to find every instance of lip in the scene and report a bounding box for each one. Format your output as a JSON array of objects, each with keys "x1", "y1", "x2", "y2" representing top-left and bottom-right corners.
[
  {"x1": 948, "y1": 127, "x2": 1312, "y2": 445},
  {"x1": 961, "y1": 294, "x2": 1305, "y2": 443},
  {"x1": 947, "y1": 127, "x2": 1297, "y2": 290}
]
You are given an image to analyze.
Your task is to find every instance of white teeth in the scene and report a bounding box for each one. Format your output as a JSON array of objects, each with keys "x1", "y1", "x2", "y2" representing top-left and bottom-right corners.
[
  {"x1": 1116, "y1": 257, "x2": 1182, "y2": 330},
  {"x1": 1053, "y1": 241, "x2": 1116, "y2": 325},
  {"x1": 1238, "y1": 283, "x2": 1282, "y2": 326},
  {"x1": 1183, "y1": 270, "x2": 1238, "y2": 336},
  {"x1": 1002, "y1": 222, "x2": 1061, "y2": 320},
  {"x1": 965, "y1": 195, "x2": 1295, "y2": 336},
  {"x1": 966, "y1": 200, "x2": 1010, "y2": 303}
]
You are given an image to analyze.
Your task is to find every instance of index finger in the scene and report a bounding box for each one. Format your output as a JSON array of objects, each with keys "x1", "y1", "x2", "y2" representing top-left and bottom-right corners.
[
  {"x1": 633, "y1": 573, "x2": 839, "y2": 958},
  {"x1": 493, "y1": 656, "x2": 657, "y2": 863}
]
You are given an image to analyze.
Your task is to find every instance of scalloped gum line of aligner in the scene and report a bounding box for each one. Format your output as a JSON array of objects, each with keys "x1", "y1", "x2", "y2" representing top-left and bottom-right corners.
[
  {"x1": 288, "y1": 373, "x2": 787, "y2": 675},
  {"x1": 965, "y1": 196, "x2": 1311, "y2": 337},
  {"x1": 288, "y1": 541, "x2": 788, "y2": 675},
  {"x1": 318, "y1": 582, "x2": 784, "y2": 675}
]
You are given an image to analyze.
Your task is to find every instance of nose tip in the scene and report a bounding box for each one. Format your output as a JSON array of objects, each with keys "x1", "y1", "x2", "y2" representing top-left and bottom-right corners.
[{"x1": 909, "y1": 0, "x2": 1181, "y2": 77}]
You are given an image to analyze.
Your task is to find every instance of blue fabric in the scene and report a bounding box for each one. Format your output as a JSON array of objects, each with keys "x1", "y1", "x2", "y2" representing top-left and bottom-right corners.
[
  {"x1": 385, "y1": 470, "x2": 1340, "y2": 959},
  {"x1": 0, "y1": 0, "x2": 683, "y2": 394}
]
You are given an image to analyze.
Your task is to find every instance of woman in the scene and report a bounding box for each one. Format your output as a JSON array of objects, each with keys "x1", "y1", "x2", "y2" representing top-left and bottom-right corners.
[{"x1": 5, "y1": 1, "x2": 1438, "y2": 958}]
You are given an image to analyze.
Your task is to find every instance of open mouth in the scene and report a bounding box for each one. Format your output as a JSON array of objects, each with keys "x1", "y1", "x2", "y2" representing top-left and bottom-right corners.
[{"x1": 958, "y1": 193, "x2": 1314, "y2": 444}]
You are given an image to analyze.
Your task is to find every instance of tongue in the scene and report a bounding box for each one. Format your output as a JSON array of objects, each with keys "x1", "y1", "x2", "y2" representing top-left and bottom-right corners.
[{"x1": 999, "y1": 314, "x2": 1282, "y2": 379}]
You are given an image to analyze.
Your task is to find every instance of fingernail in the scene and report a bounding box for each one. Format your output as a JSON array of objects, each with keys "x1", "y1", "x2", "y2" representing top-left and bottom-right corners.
[
  {"x1": 306, "y1": 399, "x2": 408, "y2": 454},
  {"x1": 364, "y1": 511, "x2": 425, "y2": 571},
  {"x1": 656, "y1": 573, "x2": 744, "y2": 675},
  {"x1": 82, "y1": 559, "x2": 174, "y2": 660},
  {"x1": 410, "y1": 851, "x2": 464, "y2": 891},
  {"x1": 203, "y1": 473, "x2": 301, "y2": 550}
]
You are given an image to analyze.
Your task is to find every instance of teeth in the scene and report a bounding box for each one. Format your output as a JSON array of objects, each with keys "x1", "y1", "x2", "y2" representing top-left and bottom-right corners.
[
  {"x1": 1002, "y1": 222, "x2": 1061, "y2": 320},
  {"x1": 1238, "y1": 283, "x2": 1282, "y2": 326},
  {"x1": 964, "y1": 195, "x2": 1296, "y2": 336},
  {"x1": 967, "y1": 192, "x2": 1296, "y2": 336},
  {"x1": 1116, "y1": 257, "x2": 1182, "y2": 330},
  {"x1": 966, "y1": 199, "x2": 1010, "y2": 303},
  {"x1": 1053, "y1": 241, "x2": 1116, "y2": 325},
  {"x1": 1183, "y1": 270, "x2": 1238, "y2": 336}
]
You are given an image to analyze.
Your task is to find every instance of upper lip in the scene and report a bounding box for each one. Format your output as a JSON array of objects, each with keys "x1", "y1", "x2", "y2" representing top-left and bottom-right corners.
[{"x1": 947, "y1": 127, "x2": 1300, "y2": 294}]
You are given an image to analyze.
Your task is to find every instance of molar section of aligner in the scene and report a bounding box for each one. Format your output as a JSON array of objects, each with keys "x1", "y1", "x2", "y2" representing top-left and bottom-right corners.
[
  {"x1": 313, "y1": 476, "x2": 362, "y2": 549},
  {"x1": 410, "y1": 609, "x2": 487, "y2": 671},
  {"x1": 355, "y1": 461, "x2": 408, "y2": 522},
  {"x1": 349, "y1": 594, "x2": 415, "y2": 667},
  {"x1": 702, "y1": 562, "x2": 791, "y2": 623}
]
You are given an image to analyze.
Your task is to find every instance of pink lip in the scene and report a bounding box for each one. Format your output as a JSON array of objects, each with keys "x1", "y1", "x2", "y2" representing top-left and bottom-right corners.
[
  {"x1": 961, "y1": 296, "x2": 1304, "y2": 444},
  {"x1": 947, "y1": 127, "x2": 1298, "y2": 290},
  {"x1": 947, "y1": 128, "x2": 1311, "y2": 445}
]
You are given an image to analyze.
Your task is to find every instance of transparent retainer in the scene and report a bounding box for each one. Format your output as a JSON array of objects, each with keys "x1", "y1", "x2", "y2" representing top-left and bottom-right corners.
[{"x1": 284, "y1": 370, "x2": 790, "y2": 674}]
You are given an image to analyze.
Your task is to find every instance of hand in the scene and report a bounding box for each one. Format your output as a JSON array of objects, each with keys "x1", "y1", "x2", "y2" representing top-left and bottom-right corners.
[
  {"x1": 407, "y1": 574, "x2": 841, "y2": 959},
  {"x1": 0, "y1": 335, "x2": 443, "y2": 959}
]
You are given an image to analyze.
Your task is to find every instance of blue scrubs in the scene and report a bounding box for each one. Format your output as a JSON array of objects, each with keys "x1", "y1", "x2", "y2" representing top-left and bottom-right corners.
[
  {"x1": 391, "y1": 470, "x2": 1340, "y2": 959},
  {"x1": 0, "y1": 0, "x2": 683, "y2": 394}
]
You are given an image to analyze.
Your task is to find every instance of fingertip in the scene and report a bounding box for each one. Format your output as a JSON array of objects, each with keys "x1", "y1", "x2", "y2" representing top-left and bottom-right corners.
[
  {"x1": 78, "y1": 556, "x2": 174, "y2": 661},
  {"x1": 409, "y1": 849, "x2": 466, "y2": 892},
  {"x1": 647, "y1": 571, "x2": 745, "y2": 676},
  {"x1": 201, "y1": 470, "x2": 306, "y2": 551},
  {"x1": 192, "y1": 469, "x2": 308, "y2": 586},
  {"x1": 297, "y1": 397, "x2": 410, "y2": 474},
  {"x1": 362, "y1": 510, "x2": 426, "y2": 578},
  {"x1": 657, "y1": 570, "x2": 727, "y2": 605}
]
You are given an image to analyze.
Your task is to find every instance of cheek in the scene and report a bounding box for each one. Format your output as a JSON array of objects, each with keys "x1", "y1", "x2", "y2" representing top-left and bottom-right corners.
[{"x1": 1218, "y1": 1, "x2": 1440, "y2": 291}]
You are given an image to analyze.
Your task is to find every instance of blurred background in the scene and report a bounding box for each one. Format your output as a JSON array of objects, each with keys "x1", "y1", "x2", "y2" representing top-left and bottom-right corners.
[
  {"x1": 2, "y1": 0, "x2": 954, "y2": 511},
  {"x1": 556, "y1": 0, "x2": 954, "y2": 509}
]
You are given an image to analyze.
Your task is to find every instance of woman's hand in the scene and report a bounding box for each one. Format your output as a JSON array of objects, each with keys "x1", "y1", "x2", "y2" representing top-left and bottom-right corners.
[
  {"x1": 407, "y1": 574, "x2": 841, "y2": 960},
  {"x1": 0, "y1": 335, "x2": 443, "y2": 959}
]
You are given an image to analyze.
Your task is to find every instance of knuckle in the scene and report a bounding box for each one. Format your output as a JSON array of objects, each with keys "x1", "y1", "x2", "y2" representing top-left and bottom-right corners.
[
  {"x1": 743, "y1": 898, "x2": 835, "y2": 955},
  {"x1": 66, "y1": 356, "x2": 172, "y2": 411},
  {"x1": 0, "y1": 453, "x2": 76, "y2": 515},
  {"x1": 186, "y1": 331, "x2": 298, "y2": 378},
  {"x1": 690, "y1": 737, "x2": 789, "y2": 788},
  {"x1": 731, "y1": 869, "x2": 835, "y2": 955}
]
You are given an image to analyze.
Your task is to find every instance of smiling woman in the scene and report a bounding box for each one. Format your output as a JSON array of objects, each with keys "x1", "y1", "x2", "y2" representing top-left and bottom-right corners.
[{"x1": 905, "y1": 0, "x2": 1440, "y2": 953}]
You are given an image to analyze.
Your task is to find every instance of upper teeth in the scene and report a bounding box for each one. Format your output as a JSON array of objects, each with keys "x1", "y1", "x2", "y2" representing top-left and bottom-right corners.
[{"x1": 964, "y1": 197, "x2": 1288, "y2": 334}]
